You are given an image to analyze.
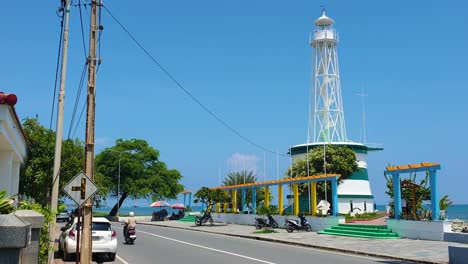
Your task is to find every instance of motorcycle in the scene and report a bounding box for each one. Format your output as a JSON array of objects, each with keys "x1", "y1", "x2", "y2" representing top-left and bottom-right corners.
[
  {"x1": 195, "y1": 212, "x2": 214, "y2": 226},
  {"x1": 285, "y1": 214, "x2": 312, "y2": 233},
  {"x1": 255, "y1": 214, "x2": 279, "y2": 229},
  {"x1": 124, "y1": 225, "x2": 137, "y2": 244}
]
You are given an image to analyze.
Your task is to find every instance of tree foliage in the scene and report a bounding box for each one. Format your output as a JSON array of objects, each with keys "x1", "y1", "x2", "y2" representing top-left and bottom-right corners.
[
  {"x1": 222, "y1": 170, "x2": 266, "y2": 211},
  {"x1": 284, "y1": 145, "x2": 359, "y2": 199},
  {"x1": 20, "y1": 118, "x2": 84, "y2": 206},
  {"x1": 194, "y1": 187, "x2": 229, "y2": 214},
  {"x1": 95, "y1": 139, "x2": 184, "y2": 216}
]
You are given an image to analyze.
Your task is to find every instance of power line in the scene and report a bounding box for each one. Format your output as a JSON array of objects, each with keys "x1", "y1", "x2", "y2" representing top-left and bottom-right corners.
[
  {"x1": 68, "y1": 0, "x2": 103, "y2": 139},
  {"x1": 102, "y1": 4, "x2": 287, "y2": 157},
  {"x1": 67, "y1": 62, "x2": 87, "y2": 139},
  {"x1": 49, "y1": 5, "x2": 65, "y2": 130},
  {"x1": 76, "y1": 0, "x2": 88, "y2": 58}
]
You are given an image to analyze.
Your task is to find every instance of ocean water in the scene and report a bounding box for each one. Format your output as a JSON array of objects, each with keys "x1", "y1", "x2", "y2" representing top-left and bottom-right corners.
[
  {"x1": 93, "y1": 205, "x2": 204, "y2": 216},
  {"x1": 376, "y1": 204, "x2": 468, "y2": 220},
  {"x1": 95, "y1": 204, "x2": 468, "y2": 220}
]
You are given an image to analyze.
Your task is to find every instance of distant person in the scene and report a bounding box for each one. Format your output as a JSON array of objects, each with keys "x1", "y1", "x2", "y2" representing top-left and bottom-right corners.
[{"x1": 124, "y1": 211, "x2": 137, "y2": 236}]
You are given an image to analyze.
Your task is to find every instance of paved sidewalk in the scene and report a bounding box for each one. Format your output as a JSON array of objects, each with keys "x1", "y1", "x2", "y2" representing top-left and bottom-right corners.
[{"x1": 139, "y1": 220, "x2": 468, "y2": 264}]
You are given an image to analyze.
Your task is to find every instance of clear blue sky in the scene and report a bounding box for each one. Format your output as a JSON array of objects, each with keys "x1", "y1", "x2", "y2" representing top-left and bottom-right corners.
[{"x1": 1, "y1": 1, "x2": 467, "y2": 206}]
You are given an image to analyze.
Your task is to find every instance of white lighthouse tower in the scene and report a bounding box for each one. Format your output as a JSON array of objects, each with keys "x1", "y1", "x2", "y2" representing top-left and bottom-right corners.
[{"x1": 290, "y1": 10, "x2": 383, "y2": 214}]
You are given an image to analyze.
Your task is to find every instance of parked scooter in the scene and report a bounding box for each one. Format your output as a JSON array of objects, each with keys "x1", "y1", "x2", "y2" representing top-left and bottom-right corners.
[
  {"x1": 255, "y1": 214, "x2": 279, "y2": 229},
  {"x1": 285, "y1": 214, "x2": 312, "y2": 233},
  {"x1": 195, "y1": 211, "x2": 214, "y2": 226},
  {"x1": 124, "y1": 226, "x2": 137, "y2": 244}
]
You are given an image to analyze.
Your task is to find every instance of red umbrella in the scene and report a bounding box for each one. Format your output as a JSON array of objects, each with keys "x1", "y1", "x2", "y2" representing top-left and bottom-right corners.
[
  {"x1": 150, "y1": 201, "x2": 170, "y2": 207},
  {"x1": 171, "y1": 203, "x2": 185, "y2": 209}
]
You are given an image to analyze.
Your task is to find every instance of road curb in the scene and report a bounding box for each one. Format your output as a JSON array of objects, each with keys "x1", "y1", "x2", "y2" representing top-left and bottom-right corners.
[{"x1": 137, "y1": 222, "x2": 445, "y2": 264}]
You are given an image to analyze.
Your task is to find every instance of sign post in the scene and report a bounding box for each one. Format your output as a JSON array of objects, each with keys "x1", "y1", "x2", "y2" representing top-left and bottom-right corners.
[{"x1": 63, "y1": 172, "x2": 98, "y2": 263}]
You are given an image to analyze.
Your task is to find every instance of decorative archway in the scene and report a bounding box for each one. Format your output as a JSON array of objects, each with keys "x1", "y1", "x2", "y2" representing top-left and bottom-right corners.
[
  {"x1": 385, "y1": 162, "x2": 441, "y2": 220},
  {"x1": 213, "y1": 173, "x2": 341, "y2": 216}
]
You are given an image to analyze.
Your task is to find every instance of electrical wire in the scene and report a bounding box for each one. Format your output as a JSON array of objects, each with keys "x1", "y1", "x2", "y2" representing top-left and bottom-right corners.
[
  {"x1": 49, "y1": 5, "x2": 65, "y2": 129},
  {"x1": 67, "y1": 62, "x2": 87, "y2": 139},
  {"x1": 102, "y1": 4, "x2": 287, "y2": 157},
  {"x1": 77, "y1": 0, "x2": 87, "y2": 58}
]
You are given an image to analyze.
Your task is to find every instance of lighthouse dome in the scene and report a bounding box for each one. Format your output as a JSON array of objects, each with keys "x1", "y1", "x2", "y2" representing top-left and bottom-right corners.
[{"x1": 314, "y1": 11, "x2": 334, "y2": 26}]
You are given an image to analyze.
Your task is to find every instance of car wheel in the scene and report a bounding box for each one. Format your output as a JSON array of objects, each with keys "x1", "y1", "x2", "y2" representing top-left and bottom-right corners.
[{"x1": 109, "y1": 253, "x2": 116, "y2": 261}]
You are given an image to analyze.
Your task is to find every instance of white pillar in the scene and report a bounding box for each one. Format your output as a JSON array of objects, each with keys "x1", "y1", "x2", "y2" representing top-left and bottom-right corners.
[
  {"x1": 10, "y1": 158, "x2": 20, "y2": 196},
  {"x1": 0, "y1": 151, "x2": 13, "y2": 195}
]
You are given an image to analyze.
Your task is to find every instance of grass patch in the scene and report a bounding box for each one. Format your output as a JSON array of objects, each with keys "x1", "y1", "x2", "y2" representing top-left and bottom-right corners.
[
  {"x1": 253, "y1": 229, "x2": 278, "y2": 234},
  {"x1": 93, "y1": 211, "x2": 109, "y2": 217},
  {"x1": 344, "y1": 212, "x2": 386, "y2": 222}
]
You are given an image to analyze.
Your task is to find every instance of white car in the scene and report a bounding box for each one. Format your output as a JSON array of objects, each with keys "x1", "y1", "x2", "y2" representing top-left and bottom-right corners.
[{"x1": 59, "y1": 217, "x2": 117, "y2": 261}]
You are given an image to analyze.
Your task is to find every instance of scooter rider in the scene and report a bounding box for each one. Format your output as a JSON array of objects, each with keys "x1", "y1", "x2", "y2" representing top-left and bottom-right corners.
[{"x1": 124, "y1": 211, "x2": 137, "y2": 236}]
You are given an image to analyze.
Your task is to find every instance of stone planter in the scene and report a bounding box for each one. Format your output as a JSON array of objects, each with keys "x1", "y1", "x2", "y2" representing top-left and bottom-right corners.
[
  {"x1": 213, "y1": 213, "x2": 344, "y2": 231},
  {"x1": 387, "y1": 219, "x2": 452, "y2": 241}
]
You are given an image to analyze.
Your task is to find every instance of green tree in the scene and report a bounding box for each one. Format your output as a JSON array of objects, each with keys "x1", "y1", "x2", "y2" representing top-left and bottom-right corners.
[
  {"x1": 284, "y1": 145, "x2": 359, "y2": 199},
  {"x1": 19, "y1": 118, "x2": 84, "y2": 206},
  {"x1": 222, "y1": 170, "x2": 265, "y2": 211},
  {"x1": 95, "y1": 139, "x2": 184, "y2": 216},
  {"x1": 194, "y1": 187, "x2": 229, "y2": 214}
]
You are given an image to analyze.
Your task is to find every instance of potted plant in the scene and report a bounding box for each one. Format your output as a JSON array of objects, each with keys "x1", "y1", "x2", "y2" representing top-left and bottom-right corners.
[{"x1": 439, "y1": 195, "x2": 453, "y2": 220}]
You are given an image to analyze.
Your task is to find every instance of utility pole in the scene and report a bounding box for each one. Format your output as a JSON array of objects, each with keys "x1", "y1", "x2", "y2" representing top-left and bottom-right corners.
[
  {"x1": 48, "y1": 1, "x2": 70, "y2": 263},
  {"x1": 81, "y1": 0, "x2": 100, "y2": 262}
]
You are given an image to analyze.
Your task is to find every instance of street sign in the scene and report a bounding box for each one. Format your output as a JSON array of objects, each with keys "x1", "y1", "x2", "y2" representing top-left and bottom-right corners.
[{"x1": 63, "y1": 172, "x2": 98, "y2": 206}]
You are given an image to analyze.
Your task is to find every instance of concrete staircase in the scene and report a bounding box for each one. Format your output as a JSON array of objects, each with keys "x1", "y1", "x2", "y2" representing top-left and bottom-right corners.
[
  {"x1": 318, "y1": 224, "x2": 400, "y2": 239},
  {"x1": 179, "y1": 215, "x2": 197, "y2": 222}
]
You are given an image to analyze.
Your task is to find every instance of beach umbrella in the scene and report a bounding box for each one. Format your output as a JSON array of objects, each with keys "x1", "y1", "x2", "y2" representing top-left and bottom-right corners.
[
  {"x1": 171, "y1": 203, "x2": 185, "y2": 209},
  {"x1": 150, "y1": 200, "x2": 170, "y2": 208}
]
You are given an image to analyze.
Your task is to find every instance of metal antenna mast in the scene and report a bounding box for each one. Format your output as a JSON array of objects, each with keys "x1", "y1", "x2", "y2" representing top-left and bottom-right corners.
[
  {"x1": 356, "y1": 86, "x2": 368, "y2": 144},
  {"x1": 81, "y1": 0, "x2": 101, "y2": 263}
]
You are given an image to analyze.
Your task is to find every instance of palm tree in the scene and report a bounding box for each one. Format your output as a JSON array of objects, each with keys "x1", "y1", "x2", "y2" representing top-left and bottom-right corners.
[{"x1": 223, "y1": 170, "x2": 264, "y2": 212}]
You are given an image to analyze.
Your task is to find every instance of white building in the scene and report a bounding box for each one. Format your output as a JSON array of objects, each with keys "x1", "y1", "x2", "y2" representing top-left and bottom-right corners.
[{"x1": 0, "y1": 92, "x2": 27, "y2": 197}]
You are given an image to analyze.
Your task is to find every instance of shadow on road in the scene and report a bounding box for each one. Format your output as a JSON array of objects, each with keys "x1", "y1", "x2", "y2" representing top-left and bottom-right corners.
[{"x1": 376, "y1": 260, "x2": 419, "y2": 264}]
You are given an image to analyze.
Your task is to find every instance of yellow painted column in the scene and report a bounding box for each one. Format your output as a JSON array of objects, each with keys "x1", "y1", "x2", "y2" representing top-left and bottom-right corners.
[
  {"x1": 278, "y1": 185, "x2": 283, "y2": 215},
  {"x1": 265, "y1": 186, "x2": 270, "y2": 207},
  {"x1": 216, "y1": 202, "x2": 220, "y2": 213},
  {"x1": 311, "y1": 182, "x2": 317, "y2": 216},
  {"x1": 223, "y1": 191, "x2": 228, "y2": 212},
  {"x1": 293, "y1": 183, "x2": 299, "y2": 215},
  {"x1": 232, "y1": 190, "x2": 237, "y2": 212}
]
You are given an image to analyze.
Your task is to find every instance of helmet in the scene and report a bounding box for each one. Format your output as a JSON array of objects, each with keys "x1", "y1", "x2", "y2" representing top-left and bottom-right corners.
[{"x1": 129, "y1": 212, "x2": 135, "y2": 217}]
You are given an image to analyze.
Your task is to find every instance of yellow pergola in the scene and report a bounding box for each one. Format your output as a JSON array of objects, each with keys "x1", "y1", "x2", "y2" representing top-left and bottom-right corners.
[{"x1": 213, "y1": 174, "x2": 341, "y2": 216}]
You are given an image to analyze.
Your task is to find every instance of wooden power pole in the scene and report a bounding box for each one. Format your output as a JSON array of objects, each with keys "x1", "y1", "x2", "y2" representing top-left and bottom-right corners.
[
  {"x1": 48, "y1": 1, "x2": 70, "y2": 263},
  {"x1": 81, "y1": 0, "x2": 100, "y2": 262}
]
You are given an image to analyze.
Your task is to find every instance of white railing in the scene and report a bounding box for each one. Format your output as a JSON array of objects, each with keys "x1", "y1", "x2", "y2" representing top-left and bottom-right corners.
[
  {"x1": 310, "y1": 29, "x2": 339, "y2": 43},
  {"x1": 364, "y1": 143, "x2": 384, "y2": 149}
]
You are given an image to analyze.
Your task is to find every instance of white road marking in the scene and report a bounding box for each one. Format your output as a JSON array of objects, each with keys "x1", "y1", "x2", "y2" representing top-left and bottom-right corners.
[
  {"x1": 116, "y1": 255, "x2": 129, "y2": 264},
  {"x1": 137, "y1": 229, "x2": 277, "y2": 264}
]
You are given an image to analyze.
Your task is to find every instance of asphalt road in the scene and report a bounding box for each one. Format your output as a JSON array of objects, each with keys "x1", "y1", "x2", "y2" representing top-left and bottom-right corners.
[{"x1": 56, "y1": 222, "x2": 414, "y2": 264}]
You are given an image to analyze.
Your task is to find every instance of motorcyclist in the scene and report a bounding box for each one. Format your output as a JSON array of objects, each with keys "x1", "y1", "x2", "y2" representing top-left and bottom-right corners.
[{"x1": 124, "y1": 211, "x2": 137, "y2": 237}]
